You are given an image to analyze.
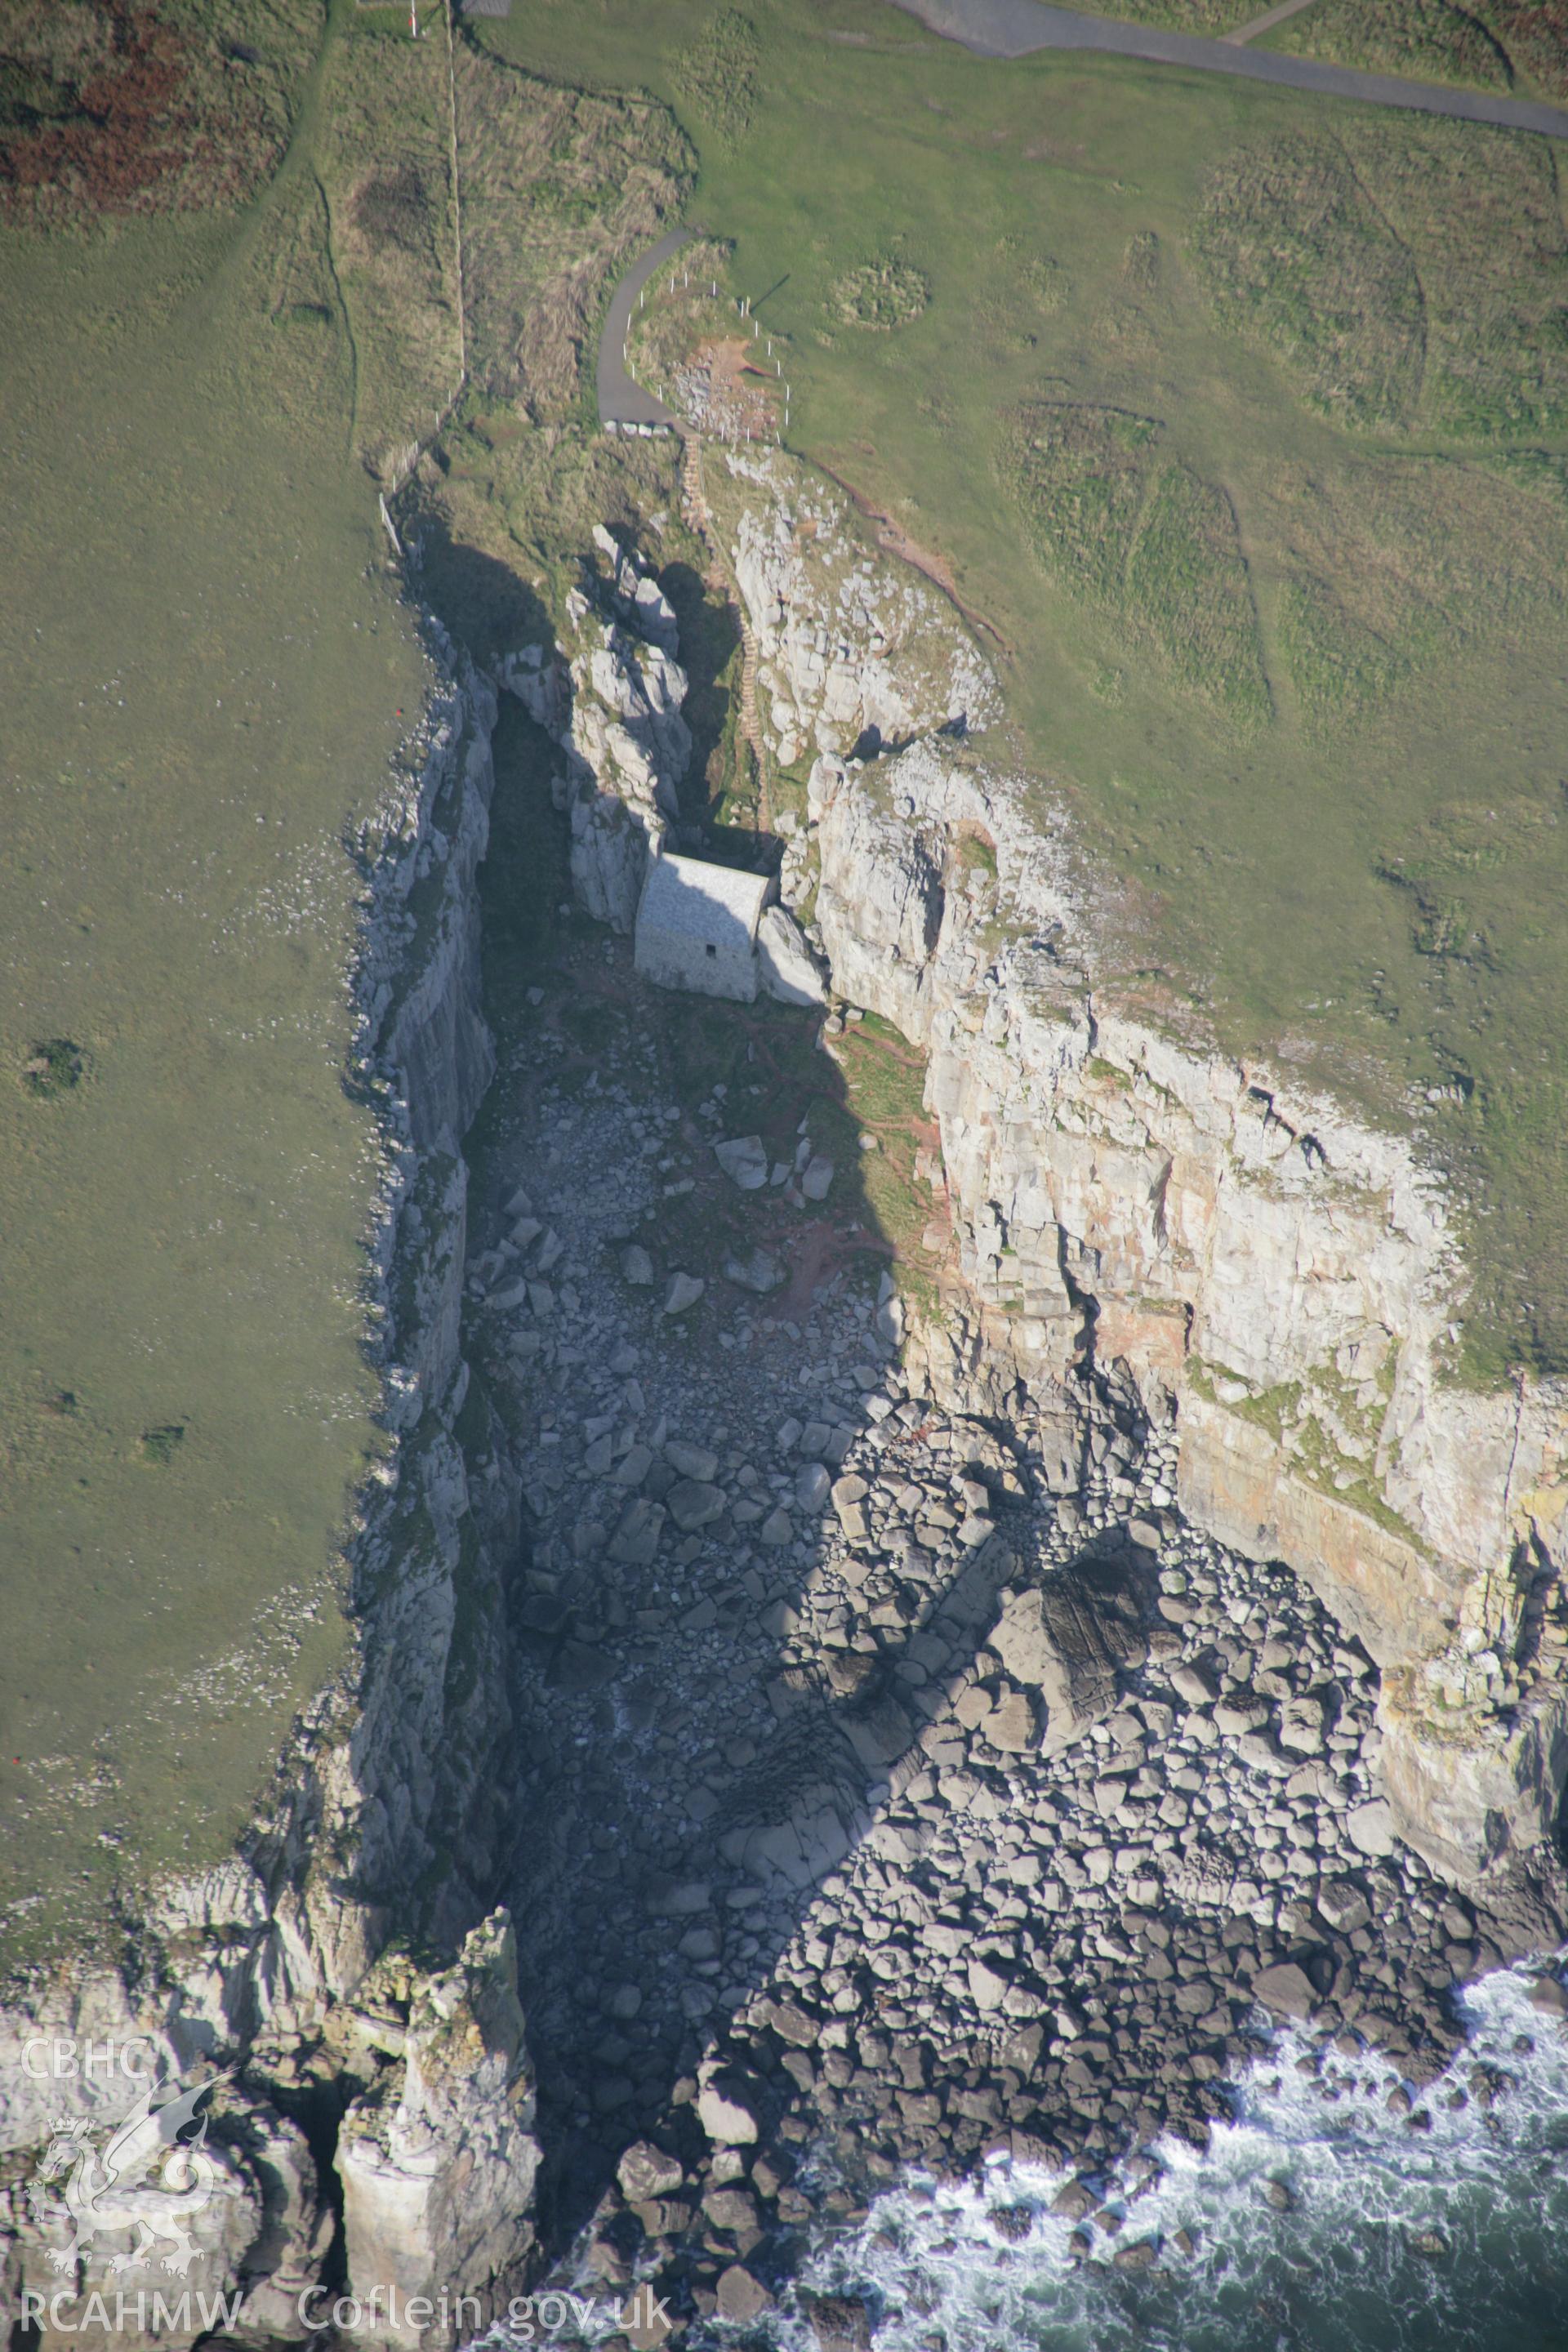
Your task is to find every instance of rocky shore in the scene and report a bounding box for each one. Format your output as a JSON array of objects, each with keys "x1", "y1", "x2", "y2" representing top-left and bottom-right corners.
[
  {"x1": 461, "y1": 904, "x2": 1561, "y2": 2335},
  {"x1": 696, "y1": 443, "x2": 1568, "y2": 1879},
  {"x1": 458, "y1": 465, "x2": 1568, "y2": 2329}
]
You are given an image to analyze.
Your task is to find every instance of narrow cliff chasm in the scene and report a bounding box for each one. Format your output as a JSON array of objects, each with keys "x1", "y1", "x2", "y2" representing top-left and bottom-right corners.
[
  {"x1": 419, "y1": 510, "x2": 1568, "y2": 2321},
  {"x1": 7, "y1": 443, "x2": 1566, "y2": 2349}
]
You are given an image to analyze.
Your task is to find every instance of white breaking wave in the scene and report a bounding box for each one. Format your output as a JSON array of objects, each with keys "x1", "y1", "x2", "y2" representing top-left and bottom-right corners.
[{"x1": 778, "y1": 1965, "x2": 1568, "y2": 2352}]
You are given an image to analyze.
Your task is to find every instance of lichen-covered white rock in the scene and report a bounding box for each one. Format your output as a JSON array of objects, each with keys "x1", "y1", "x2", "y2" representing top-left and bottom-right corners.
[
  {"x1": 593, "y1": 521, "x2": 679, "y2": 651},
  {"x1": 708, "y1": 447, "x2": 999, "y2": 762},
  {"x1": 543, "y1": 442, "x2": 1568, "y2": 1884},
  {"x1": 798, "y1": 736, "x2": 1568, "y2": 1884},
  {"x1": 757, "y1": 903, "x2": 826, "y2": 1005},
  {"x1": 338, "y1": 1913, "x2": 539, "y2": 2345},
  {"x1": 498, "y1": 564, "x2": 690, "y2": 934}
]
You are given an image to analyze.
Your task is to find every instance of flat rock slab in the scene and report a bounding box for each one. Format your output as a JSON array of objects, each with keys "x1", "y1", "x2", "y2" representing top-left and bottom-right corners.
[
  {"x1": 796, "y1": 1461, "x2": 831, "y2": 1511},
  {"x1": 666, "y1": 1440, "x2": 719, "y2": 1481},
  {"x1": 725, "y1": 1244, "x2": 784, "y2": 1293},
  {"x1": 697, "y1": 2079, "x2": 760, "y2": 2145},
  {"x1": 989, "y1": 1548, "x2": 1152, "y2": 1753},
  {"x1": 1170, "y1": 1662, "x2": 1217, "y2": 1707},
  {"x1": 715, "y1": 1134, "x2": 769, "y2": 1189},
  {"x1": 1215, "y1": 1697, "x2": 1269, "y2": 1734},
  {"x1": 608, "y1": 1499, "x2": 665, "y2": 1566},
  {"x1": 617, "y1": 2141, "x2": 684, "y2": 2202},
  {"x1": 800, "y1": 2296, "x2": 872, "y2": 2352},
  {"x1": 1280, "y1": 1695, "x2": 1325, "y2": 1753},
  {"x1": 1237, "y1": 1730, "x2": 1293, "y2": 1778},
  {"x1": 987, "y1": 1689, "x2": 1037, "y2": 1751},
  {"x1": 1348, "y1": 1798, "x2": 1398, "y2": 1858},
  {"x1": 715, "y1": 2266, "x2": 771, "y2": 2323},
  {"x1": 1252, "y1": 1961, "x2": 1319, "y2": 2020},
  {"x1": 968, "y1": 1958, "x2": 1009, "y2": 2011},
  {"x1": 764, "y1": 1999, "x2": 820, "y2": 2047},
  {"x1": 1317, "y1": 1880, "x2": 1371, "y2": 1934},
  {"x1": 801, "y1": 1155, "x2": 835, "y2": 1201}
]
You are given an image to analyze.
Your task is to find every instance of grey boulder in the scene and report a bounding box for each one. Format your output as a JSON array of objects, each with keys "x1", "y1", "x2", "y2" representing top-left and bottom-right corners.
[
  {"x1": 988, "y1": 1548, "x2": 1152, "y2": 1753},
  {"x1": 715, "y1": 1134, "x2": 769, "y2": 1190}
]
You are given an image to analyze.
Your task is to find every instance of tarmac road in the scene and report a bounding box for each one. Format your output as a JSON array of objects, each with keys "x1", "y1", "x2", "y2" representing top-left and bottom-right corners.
[
  {"x1": 885, "y1": 0, "x2": 1568, "y2": 139},
  {"x1": 597, "y1": 226, "x2": 693, "y2": 430}
]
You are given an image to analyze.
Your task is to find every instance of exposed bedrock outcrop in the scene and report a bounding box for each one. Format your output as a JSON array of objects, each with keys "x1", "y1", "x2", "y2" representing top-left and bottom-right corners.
[
  {"x1": 800, "y1": 737, "x2": 1568, "y2": 1886},
  {"x1": 338, "y1": 1915, "x2": 538, "y2": 2349},
  {"x1": 1, "y1": 640, "x2": 535, "y2": 2347},
  {"x1": 696, "y1": 448, "x2": 1568, "y2": 1889},
  {"x1": 497, "y1": 527, "x2": 690, "y2": 934},
  {"x1": 713, "y1": 445, "x2": 1000, "y2": 766}
]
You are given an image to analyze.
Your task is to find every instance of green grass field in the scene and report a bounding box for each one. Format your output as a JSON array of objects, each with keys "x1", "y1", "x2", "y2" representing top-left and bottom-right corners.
[
  {"x1": 461, "y1": 0, "x2": 1568, "y2": 1385},
  {"x1": 1037, "y1": 0, "x2": 1254, "y2": 25},
  {"x1": 1009, "y1": 0, "x2": 1568, "y2": 100},
  {"x1": 0, "y1": 0, "x2": 457, "y2": 1964},
  {"x1": 0, "y1": 0, "x2": 705, "y2": 1960}
]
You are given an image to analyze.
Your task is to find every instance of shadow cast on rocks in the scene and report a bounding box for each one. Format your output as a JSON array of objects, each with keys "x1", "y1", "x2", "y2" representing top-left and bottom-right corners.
[
  {"x1": 450, "y1": 713, "x2": 1490, "y2": 2312},
  {"x1": 405, "y1": 505, "x2": 555, "y2": 672},
  {"x1": 654, "y1": 558, "x2": 742, "y2": 826}
]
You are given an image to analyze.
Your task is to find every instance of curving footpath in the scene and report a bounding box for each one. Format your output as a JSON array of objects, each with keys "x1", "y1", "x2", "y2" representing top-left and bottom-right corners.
[
  {"x1": 885, "y1": 0, "x2": 1568, "y2": 139},
  {"x1": 598, "y1": 225, "x2": 693, "y2": 430}
]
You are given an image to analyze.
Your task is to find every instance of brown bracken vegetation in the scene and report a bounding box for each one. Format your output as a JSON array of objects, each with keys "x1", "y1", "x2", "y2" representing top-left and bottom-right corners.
[{"x1": 0, "y1": 0, "x2": 319, "y2": 228}]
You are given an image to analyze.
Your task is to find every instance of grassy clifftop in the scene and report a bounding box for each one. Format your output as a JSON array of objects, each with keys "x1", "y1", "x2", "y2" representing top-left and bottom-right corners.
[
  {"x1": 0, "y1": 0, "x2": 696, "y2": 1967},
  {"x1": 469, "y1": 0, "x2": 1568, "y2": 1384},
  {"x1": 0, "y1": 1, "x2": 452, "y2": 1965}
]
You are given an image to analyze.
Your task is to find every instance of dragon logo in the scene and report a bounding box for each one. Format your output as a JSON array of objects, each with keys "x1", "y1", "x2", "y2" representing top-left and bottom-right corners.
[{"x1": 32, "y1": 2074, "x2": 225, "y2": 2277}]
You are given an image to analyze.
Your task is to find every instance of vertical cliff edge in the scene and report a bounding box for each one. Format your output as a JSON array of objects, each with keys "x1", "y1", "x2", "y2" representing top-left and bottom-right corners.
[
  {"x1": 702, "y1": 445, "x2": 1568, "y2": 1893},
  {"x1": 1, "y1": 627, "x2": 537, "y2": 2347}
]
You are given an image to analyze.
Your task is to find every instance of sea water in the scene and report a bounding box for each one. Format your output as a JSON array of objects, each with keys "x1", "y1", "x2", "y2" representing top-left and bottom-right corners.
[{"x1": 785, "y1": 1965, "x2": 1568, "y2": 2352}]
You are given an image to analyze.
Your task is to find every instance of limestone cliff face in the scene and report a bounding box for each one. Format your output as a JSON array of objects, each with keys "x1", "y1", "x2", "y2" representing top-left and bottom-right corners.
[
  {"x1": 498, "y1": 525, "x2": 689, "y2": 933},
  {"x1": 798, "y1": 744, "x2": 1568, "y2": 1885},
  {"x1": 709, "y1": 445, "x2": 1000, "y2": 767},
  {"x1": 338, "y1": 1915, "x2": 538, "y2": 2347},
  {"x1": 699, "y1": 452, "x2": 1568, "y2": 1888},
  {"x1": 0, "y1": 635, "x2": 535, "y2": 2347}
]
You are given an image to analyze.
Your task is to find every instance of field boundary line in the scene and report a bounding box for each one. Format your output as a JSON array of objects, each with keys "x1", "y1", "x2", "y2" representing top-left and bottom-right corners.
[{"x1": 444, "y1": 0, "x2": 467, "y2": 396}]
